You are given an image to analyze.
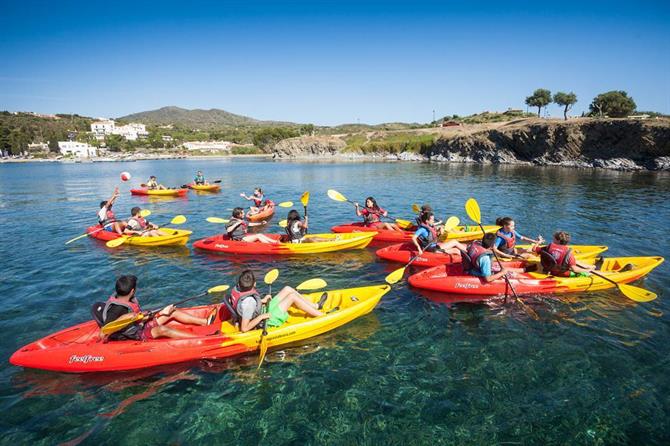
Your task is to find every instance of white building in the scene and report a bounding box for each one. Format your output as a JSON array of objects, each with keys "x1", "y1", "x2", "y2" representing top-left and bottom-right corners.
[
  {"x1": 90, "y1": 120, "x2": 148, "y2": 141},
  {"x1": 182, "y1": 141, "x2": 232, "y2": 152},
  {"x1": 58, "y1": 141, "x2": 97, "y2": 158}
]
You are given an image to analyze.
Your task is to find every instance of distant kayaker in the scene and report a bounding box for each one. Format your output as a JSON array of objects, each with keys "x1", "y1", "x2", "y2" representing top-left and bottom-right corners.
[
  {"x1": 226, "y1": 207, "x2": 279, "y2": 244},
  {"x1": 493, "y1": 217, "x2": 544, "y2": 259},
  {"x1": 98, "y1": 275, "x2": 216, "y2": 341},
  {"x1": 193, "y1": 171, "x2": 208, "y2": 185},
  {"x1": 98, "y1": 187, "x2": 126, "y2": 235},
  {"x1": 535, "y1": 231, "x2": 595, "y2": 277},
  {"x1": 411, "y1": 211, "x2": 452, "y2": 254},
  {"x1": 240, "y1": 187, "x2": 264, "y2": 214},
  {"x1": 354, "y1": 196, "x2": 401, "y2": 231},
  {"x1": 124, "y1": 207, "x2": 163, "y2": 237},
  {"x1": 146, "y1": 176, "x2": 167, "y2": 190},
  {"x1": 232, "y1": 270, "x2": 326, "y2": 332}
]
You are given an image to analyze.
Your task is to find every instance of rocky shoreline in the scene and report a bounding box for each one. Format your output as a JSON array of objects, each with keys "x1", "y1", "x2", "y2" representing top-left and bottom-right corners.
[{"x1": 271, "y1": 118, "x2": 670, "y2": 171}]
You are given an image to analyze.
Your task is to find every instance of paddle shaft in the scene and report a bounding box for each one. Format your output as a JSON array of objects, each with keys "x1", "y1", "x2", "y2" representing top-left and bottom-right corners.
[
  {"x1": 475, "y1": 222, "x2": 521, "y2": 301},
  {"x1": 66, "y1": 222, "x2": 113, "y2": 244}
]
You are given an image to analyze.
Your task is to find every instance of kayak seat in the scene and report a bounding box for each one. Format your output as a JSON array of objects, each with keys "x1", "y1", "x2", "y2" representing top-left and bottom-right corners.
[
  {"x1": 220, "y1": 294, "x2": 240, "y2": 328},
  {"x1": 91, "y1": 301, "x2": 105, "y2": 327}
]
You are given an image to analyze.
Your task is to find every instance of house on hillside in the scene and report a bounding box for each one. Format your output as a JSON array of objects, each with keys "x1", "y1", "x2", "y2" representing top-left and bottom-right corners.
[
  {"x1": 91, "y1": 119, "x2": 148, "y2": 140},
  {"x1": 58, "y1": 141, "x2": 97, "y2": 158}
]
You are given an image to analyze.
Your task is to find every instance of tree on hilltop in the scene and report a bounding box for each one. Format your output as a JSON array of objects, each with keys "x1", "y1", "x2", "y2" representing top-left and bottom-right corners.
[
  {"x1": 553, "y1": 92, "x2": 577, "y2": 120},
  {"x1": 589, "y1": 91, "x2": 636, "y2": 118},
  {"x1": 525, "y1": 89, "x2": 552, "y2": 117}
]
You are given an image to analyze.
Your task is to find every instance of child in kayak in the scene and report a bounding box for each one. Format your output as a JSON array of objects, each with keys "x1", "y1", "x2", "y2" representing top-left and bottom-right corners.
[
  {"x1": 411, "y1": 211, "x2": 452, "y2": 254},
  {"x1": 240, "y1": 187, "x2": 264, "y2": 214},
  {"x1": 146, "y1": 176, "x2": 167, "y2": 190},
  {"x1": 416, "y1": 204, "x2": 443, "y2": 227},
  {"x1": 534, "y1": 231, "x2": 595, "y2": 277},
  {"x1": 99, "y1": 275, "x2": 216, "y2": 341},
  {"x1": 193, "y1": 171, "x2": 208, "y2": 185},
  {"x1": 124, "y1": 207, "x2": 163, "y2": 237},
  {"x1": 441, "y1": 233, "x2": 525, "y2": 282},
  {"x1": 247, "y1": 199, "x2": 274, "y2": 218},
  {"x1": 354, "y1": 196, "x2": 401, "y2": 231},
  {"x1": 98, "y1": 187, "x2": 126, "y2": 235},
  {"x1": 226, "y1": 207, "x2": 278, "y2": 244},
  {"x1": 232, "y1": 270, "x2": 327, "y2": 332},
  {"x1": 283, "y1": 209, "x2": 330, "y2": 243},
  {"x1": 494, "y1": 217, "x2": 544, "y2": 259}
]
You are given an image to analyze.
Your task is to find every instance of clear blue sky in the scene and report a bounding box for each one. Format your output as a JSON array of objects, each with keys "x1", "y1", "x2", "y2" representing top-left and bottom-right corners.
[{"x1": 1, "y1": 0, "x2": 668, "y2": 125}]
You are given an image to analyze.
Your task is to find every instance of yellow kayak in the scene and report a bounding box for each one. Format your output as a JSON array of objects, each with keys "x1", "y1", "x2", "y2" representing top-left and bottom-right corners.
[
  {"x1": 219, "y1": 284, "x2": 391, "y2": 351},
  {"x1": 130, "y1": 188, "x2": 188, "y2": 197},
  {"x1": 441, "y1": 225, "x2": 499, "y2": 241},
  {"x1": 188, "y1": 183, "x2": 221, "y2": 192},
  {"x1": 193, "y1": 232, "x2": 376, "y2": 255},
  {"x1": 516, "y1": 244, "x2": 609, "y2": 260}
]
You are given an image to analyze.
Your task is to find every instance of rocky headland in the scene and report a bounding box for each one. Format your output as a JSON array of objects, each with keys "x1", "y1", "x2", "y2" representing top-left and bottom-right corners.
[{"x1": 271, "y1": 118, "x2": 670, "y2": 171}]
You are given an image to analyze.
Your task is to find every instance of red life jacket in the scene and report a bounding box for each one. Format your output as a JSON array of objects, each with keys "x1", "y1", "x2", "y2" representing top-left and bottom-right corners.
[
  {"x1": 225, "y1": 218, "x2": 248, "y2": 241},
  {"x1": 129, "y1": 216, "x2": 147, "y2": 230},
  {"x1": 462, "y1": 241, "x2": 492, "y2": 274},
  {"x1": 496, "y1": 229, "x2": 516, "y2": 254},
  {"x1": 417, "y1": 223, "x2": 438, "y2": 248},
  {"x1": 230, "y1": 286, "x2": 263, "y2": 320},
  {"x1": 253, "y1": 194, "x2": 264, "y2": 207},
  {"x1": 265, "y1": 199, "x2": 274, "y2": 206},
  {"x1": 362, "y1": 207, "x2": 384, "y2": 225},
  {"x1": 540, "y1": 243, "x2": 573, "y2": 276}
]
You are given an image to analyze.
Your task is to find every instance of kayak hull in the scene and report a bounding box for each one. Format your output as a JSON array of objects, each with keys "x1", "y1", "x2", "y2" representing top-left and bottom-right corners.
[
  {"x1": 9, "y1": 285, "x2": 390, "y2": 373},
  {"x1": 193, "y1": 232, "x2": 376, "y2": 255},
  {"x1": 247, "y1": 204, "x2": 275, "y2": 222},
  {"x1": 331, "y1": 222, "x2": 498, "y2": 243},
  {"x1": 86, "y1": 226, "x2": 192, "y2": 246},
  {"x1": 188, "y1": 183, "x2": 221, "y2": 192},
  {"x1": 376, "y1": 243, "x2": 609, "y2": 268},
  {"x1": 408, "y1": 256, "x2": 664, "y2": 297},
  {"x1": 130, "y1": 188, "x2": 188, "y2": 197}
]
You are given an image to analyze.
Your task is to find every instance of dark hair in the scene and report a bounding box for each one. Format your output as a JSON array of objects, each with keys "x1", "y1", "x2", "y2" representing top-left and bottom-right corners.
[
  {"x1": 150, "y1": 176, "x2": 156, "y2": 180},
  {"x1": 365, "y1": 196, "x2": 379, "y2": 210},
  {"x1": 554, "y1": 231, "x2": 571, "y2": 245},
  {"x1": 421, "y1": 204, "x2": 433, "y2": 212},
  {"x1": 100, "y1": 201, "x2": 108, "y2": 208},
  {"x1": 420, "y1": 211, "x2": 434, "y2": 223},
  {"x1": 238, "y1": 270, "x2": 256, "y2": 291},
  {"x1": 115, "y1": 275, "x2": 137, "y2": 296},
  {"x1": 255, "y1": 187, "x2": 263, "y2": 194},
  {"x1": 287, "y1": 209, "x2": 301, "y2": 224},
  {"x1": 131, "y1": 206, "x2": 141, "y2": 216},
  {"x1": 232, "y1": 207, "x2": 244, "y2": 219},
  {"x1": 496, "y1": 217, "x2": 514, "y2": 227},
  {"x1": 481, "y1": 232, "x2": 497, "y2": 248}
]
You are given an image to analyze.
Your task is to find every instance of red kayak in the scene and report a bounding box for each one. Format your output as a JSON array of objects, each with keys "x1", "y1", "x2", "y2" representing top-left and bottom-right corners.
[
  {"x1": 331, "y1": 222, "x2": 414, "y2": 243},
  {"x1": 376, "y1": 242, "x2": 464, "y2": 267}
]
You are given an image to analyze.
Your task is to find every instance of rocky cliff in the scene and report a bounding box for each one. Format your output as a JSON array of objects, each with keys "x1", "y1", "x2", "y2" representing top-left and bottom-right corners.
[{"x1": 272, "y1": 118, "x2": 670, "y2": 171}]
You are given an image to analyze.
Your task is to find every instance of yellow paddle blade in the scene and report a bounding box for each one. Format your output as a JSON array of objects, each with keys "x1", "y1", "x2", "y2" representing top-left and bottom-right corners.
[
  {"x1": 139, "y1": 209, "x2": 152, "y2": 218},
  {"x1": 101, "y1": 313, "x2": 145, "y2": 335},
  {"x1": 296, "y1": 278, "x2": 327, "y2": 290},
  {"x1": 264, "y1": 269, "x2": 279, "y2": 285},
  {"x1": 278, "y1": 220, "x2": 288, "y2": 228},
  {"x1": 257, "y1": 335, "x2": 268, "y2": 369},
  {"x1": 412, "y1": 203, "x2": 421, "y2": 214},
  {"x1": 385, "y1": 266, "x2": 406, "y2": 285},
  {"x1": 300, "y1": 191, "x2": 310, "y2": 207},
  {"x1": 206, "y1": 217, "x2": 229, "y2": 224},
  {"x1": 619, "y1": 283, "x2": 657, "y2": 302},
  {"x1": 465, "y1": 198, "x2": 481, "y2": 224},
  {"x1": 396, "y1": 219, "x2": 413, "y2": 229},
  {"x1": 443, "y1": 216, "x2": 460, "y2": 231},
  {"x1": 171, "y1": 215, "x2": 187, "y2": 225},
  {"x1": 207, "y1": 284, "x2": 230, "y2": 293},
  {"x1": 327, "y1": 189, "x2": 348, "y2": 202},
  {"x1": 105, "y1": 236, "x2": 129, "y2": 248},
  {"x1": 278, "y1": 201, "x2": 293, "y2": 208}
]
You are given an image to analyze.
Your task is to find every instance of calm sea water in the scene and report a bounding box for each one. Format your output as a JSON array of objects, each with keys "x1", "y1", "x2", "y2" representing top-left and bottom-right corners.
[{"x1": 1, "y1": 158, "x2": 669, "y2": 445}]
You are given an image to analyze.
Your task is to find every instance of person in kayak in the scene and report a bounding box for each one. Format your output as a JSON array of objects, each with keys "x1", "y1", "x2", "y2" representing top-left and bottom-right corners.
[
  {"x1": 354, "y1": 197, "x2": 401, "y2": 231},
  {"x1": 493, "y1": 217, "x2": 544, "y2": 259},
  {"x1": 98, "y1": 187, "x2": 126, "y2": 235},
  {"x1": 146, "y1": 176, "x2": 167, "y2": 190},
  {"x1": 247, "y1": 198, "x2": 274, "y2": 218},
  {"x1": 283, "y1": 209, "x2": 330, "y2": 243},
  {"x1": 226, "y1": 207, "x2": 279, "y2": 244},
  {"x1": 232, "y1": 270, "x2": 327, "y2": 332},
  {"x1": 534, "y1": 231, "x2": 595, "y2": 277},
  {"x1": 124, "y1": 207, "x2": 163, "y2": 237},
  {"x1": 240, "y1": 187, "x2": 264, "y2": 214},
  {"x1": 193, "y1": 171, "x2": 208, "y2": 185},
  {"x1": 99, "y1": 275, "x2": 216, "y2": 341},
  {"x1": 411, "y1": 211, "x2": 452, "y2": 254},
  {"x1": 416, "y1": 204, "x2": 443, "y2": 227}
]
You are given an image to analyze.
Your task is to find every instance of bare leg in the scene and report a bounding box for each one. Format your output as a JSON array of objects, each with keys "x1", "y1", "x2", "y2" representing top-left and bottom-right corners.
[
  {"x1": 155, "y1": 309, "x2": 207, "y2": 326},
  {"x1": 150, "y1": 325, "x2": 200, "y2": 339},
  {"x1": 113, "y1": 221, "x2": 125, "y2": 235},
  {"x1": 243, "y1": 234, "x2": 279, "y2": 244},
  {"x1": 274, "y1": 286, "x2": 323, "y2": 317}
]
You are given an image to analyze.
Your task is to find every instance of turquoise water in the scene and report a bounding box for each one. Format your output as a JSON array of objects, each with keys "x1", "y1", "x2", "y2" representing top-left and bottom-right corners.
[{"x1": 1, "y1": 158, "x2": 669, "y2": 445}]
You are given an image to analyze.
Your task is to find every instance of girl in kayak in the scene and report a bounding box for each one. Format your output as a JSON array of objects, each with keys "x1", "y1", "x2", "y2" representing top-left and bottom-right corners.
[
  {"x1": 240, "y1": 187, "x2": 264, "y2": 214},
  {"x1": 494, "y1": 217, "x2": 544, "y2": 259},
  {"x1": 232, "y1": 270, "x2": 327, "y2": 332},
  {"x1": 411, "y1": 211, "x2": 452, "y2": 254},
  {"x1": 247, "y1": 198, "x2": 274, "y2": 218},
  {"x1": 354, "y1": 197, "x2": 401, "y2": 231},
  {"x1": 226, "y1": 207, "x2": 279, "y2": 244},
  {"x1": 283, "y1": 210, "x2": 330, "y2": 243},
  {"x1": 193, "y1": 171, "x2": 208, "y2": 185},
  {"x1": 99, "y1": 275, "x2": 216, "y2": 341},
  {"x1": 124, "y1": 207, "x2": 163, "y2": 237},
  {"x1": 98, "y1": 187, "x2": 126, "y2": 235},
  {"x1": 416, "y1": 204, "x2": 443, "y2": 227},
  {"x1": 534, "y1": 231, "x2": 595, "y2": 277},
  {"x1": 146, "y1": 176, "x2": 167, "y2": 190}
]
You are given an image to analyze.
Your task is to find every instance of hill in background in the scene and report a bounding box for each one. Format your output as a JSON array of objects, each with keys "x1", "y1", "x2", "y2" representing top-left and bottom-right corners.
[{"x1": 118, "y1": 106, "x2": 296, "y2": 129}]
